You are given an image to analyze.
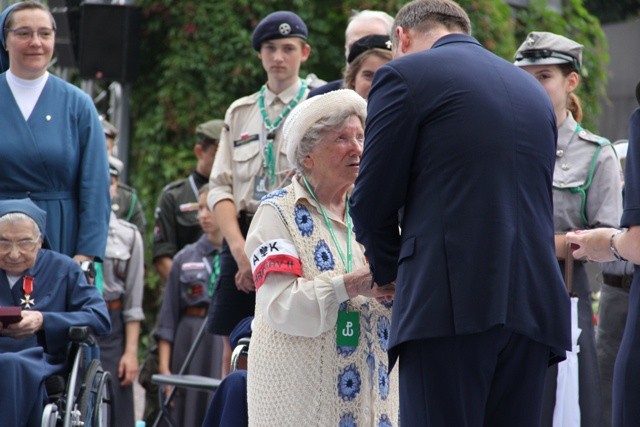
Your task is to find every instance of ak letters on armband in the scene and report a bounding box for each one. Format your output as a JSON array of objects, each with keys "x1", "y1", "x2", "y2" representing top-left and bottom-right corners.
[{"x1": 250, "y1": 238, "x2": 302, "y2": 289}]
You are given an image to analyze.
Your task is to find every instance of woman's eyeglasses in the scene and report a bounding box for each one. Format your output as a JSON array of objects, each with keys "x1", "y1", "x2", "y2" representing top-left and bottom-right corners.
[
  {"x1": 0, "y1": 239, "x2": 40, "y2": 253},
  {"x1": 6, "y1": 27, "x2": 55, "y2": 41}
]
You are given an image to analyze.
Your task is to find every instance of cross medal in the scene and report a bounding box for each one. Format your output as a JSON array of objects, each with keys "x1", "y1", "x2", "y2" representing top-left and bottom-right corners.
[{"x1": 20, "y1": 276, "x2": 35, "y2": 309}]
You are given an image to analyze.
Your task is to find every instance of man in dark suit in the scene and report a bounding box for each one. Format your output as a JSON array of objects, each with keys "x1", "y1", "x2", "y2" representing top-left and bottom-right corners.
[{"x1": 349, "y1": 0, "x2": 571, "y2": 425}]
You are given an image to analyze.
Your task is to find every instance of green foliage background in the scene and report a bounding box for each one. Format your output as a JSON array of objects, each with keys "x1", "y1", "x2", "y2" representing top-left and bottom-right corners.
[{"x1": 130, "y1": 0, "x2": 607, "y2": 329}]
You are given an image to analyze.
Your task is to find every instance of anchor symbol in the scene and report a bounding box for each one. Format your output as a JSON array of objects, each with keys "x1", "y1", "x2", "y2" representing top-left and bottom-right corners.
[{"x1": 342, "y1": 321, "x2": 354, "y2": 337}]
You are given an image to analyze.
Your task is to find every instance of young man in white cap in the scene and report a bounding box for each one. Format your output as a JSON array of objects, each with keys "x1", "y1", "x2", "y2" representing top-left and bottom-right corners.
[{"x1": 208, "y1": 10, "x2": 311, "y2": 376}]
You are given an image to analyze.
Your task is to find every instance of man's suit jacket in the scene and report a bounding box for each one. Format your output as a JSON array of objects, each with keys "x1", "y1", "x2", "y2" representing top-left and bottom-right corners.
[
  {"x1": 308, "y1": 79, "x2": 343, "y2": 98},
  {"x1": 350, "y1": 34, "x2": 571, "y2": 364}
]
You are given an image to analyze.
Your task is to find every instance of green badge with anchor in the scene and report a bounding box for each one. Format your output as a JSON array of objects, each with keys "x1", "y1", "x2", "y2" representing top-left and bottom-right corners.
[{"x1": 336, "y1": 311, "x2": 360, "y2": 347}]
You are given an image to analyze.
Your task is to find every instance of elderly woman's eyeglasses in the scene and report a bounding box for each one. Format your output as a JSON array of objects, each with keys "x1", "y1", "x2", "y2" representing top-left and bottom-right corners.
[
  {"x1": 334, "y1": 135, "x2": 365, "y2": 146},
  {"x1": 0, "y1": 238, "x2": 40, "y2": 253},
  {"x1": 6, "y1": 27, "x2": 55, "y2": 41}
]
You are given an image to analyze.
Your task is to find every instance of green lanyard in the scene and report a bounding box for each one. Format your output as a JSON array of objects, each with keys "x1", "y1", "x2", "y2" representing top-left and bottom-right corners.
[
  {"x1": 302, "y1": 176, "x2": 352, "y2": 273},
  {"x1": 258, "y1": 80, "x2": 308, "y2": 185},
  {"x1": 208, "y1": 253, "x2": 220, "y2": 298}
]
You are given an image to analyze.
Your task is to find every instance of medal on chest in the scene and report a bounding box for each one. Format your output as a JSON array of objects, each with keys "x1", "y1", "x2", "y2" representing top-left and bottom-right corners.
[{"x1": 20, "y1": 275, "x2": 35, "y2": 309}]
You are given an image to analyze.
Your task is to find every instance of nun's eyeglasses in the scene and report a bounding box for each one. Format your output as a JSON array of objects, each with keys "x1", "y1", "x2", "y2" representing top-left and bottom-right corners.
[
  {"x1": 6, "y1": 27, "x2": 55, "y2": 41},
  {"x1": 0, "y1": 238, "x2": 40, "y2": 253}
]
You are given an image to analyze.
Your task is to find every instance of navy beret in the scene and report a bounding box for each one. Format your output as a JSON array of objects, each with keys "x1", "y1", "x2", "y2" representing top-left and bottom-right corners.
[
  {"x1": 347, "y1": 34, "x2": 392, "y2": 64},
  {"x1": 252, "y1": 11, "x2": 307, "y2": 51},
  {"x1": 0, "y1": 198, "x2": 47, "y2": 236}
]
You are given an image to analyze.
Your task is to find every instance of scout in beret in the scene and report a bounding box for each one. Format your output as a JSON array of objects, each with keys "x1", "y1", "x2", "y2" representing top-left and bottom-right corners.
[
  {"x1": 251, "y1": 10, "x2": 308, "y2": 51},
  {"x1": 207, "y1": 10, "x2": 312, "y2": 375},
  {"x1": 343, "y1": 34, "x2": 392, "y2": 99},
  {"x1": 514, "y1": 30, "x2": 621, "y2": 427}
]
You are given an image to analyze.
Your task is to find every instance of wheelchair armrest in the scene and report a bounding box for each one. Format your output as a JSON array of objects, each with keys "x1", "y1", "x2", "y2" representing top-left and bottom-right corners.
[
  {"x1": 69, "y1": 326, "x2": 89, "y2": 342},
  {"x1": 231, "y1": 337, "x2": 250, "y2": 372},
  {"x1": 68, "y1": 326, "x2": 97, "y2": 346}
]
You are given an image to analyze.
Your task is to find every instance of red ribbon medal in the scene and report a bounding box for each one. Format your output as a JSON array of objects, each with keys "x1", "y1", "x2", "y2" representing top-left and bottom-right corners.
[{"x1": 20, "y1": 276, "x2": 35, "y2": 309}]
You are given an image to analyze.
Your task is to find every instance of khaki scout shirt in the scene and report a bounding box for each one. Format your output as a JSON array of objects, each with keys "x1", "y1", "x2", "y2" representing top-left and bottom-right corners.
[
  {"x1": 553, "y1": 112, "x2": 622, "y2": 231},
  {"x1": 103, "y1": 212, "x2": 145, "y2": 322},
  {"x1": 209, "y1": 80, "x2": 309, "y2": 214}
]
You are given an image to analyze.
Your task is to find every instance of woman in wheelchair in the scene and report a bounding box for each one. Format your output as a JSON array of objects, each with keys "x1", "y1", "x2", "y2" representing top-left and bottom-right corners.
[{"x1": 0, "y1": 199, "x2": 111, "y2": 427}]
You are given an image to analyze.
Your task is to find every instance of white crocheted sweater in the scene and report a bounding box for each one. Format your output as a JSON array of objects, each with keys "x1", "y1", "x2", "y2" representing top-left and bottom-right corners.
[{"x1": 247, "y1": 184, "x2": 399, "y2": 427}]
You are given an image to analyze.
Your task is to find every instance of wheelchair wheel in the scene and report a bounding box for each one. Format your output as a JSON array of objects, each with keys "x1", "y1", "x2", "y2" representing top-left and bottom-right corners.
[{"x1": 78, "y1": 360, "x2": 115, "y2": 427}]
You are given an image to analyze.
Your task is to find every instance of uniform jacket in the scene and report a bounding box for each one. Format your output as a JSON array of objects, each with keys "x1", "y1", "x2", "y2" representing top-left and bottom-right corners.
[
  {"x1": 350, "y1": 34, "x2": 571, "y2": 365},
  {"x1": 208, "y1": 80, "x2": 308, "y2": 214},
  {"x1": 152, "y1": 171, "x2": 207, "y2": 261},
  {"x1": 103, "y1": 212, "x2": 145, "y2": 322}
]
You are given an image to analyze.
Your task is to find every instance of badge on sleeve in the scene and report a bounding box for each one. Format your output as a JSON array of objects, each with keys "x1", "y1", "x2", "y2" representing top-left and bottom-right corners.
[{"x1": 336, "y1": 311, "x2": 359, "y2": 347}]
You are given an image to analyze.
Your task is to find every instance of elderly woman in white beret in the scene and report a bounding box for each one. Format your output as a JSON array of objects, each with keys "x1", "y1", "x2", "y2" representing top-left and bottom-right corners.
[{"x1": 244, "y1": 89, "x2": 398, "y2": 427}]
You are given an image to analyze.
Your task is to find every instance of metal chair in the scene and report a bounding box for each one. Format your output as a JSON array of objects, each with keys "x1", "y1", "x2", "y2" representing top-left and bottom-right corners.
[{"x1": 151, "y1": 319, "x2": 221, "y2": 427}]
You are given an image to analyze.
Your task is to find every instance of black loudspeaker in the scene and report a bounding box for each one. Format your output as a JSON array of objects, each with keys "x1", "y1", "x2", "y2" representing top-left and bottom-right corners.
[
  {"x1": 51, "y1": 0, "x2": 81, "y2": 68},
  {"x1": 78, "y1": 4, "x2": 141, "y2": 83}
]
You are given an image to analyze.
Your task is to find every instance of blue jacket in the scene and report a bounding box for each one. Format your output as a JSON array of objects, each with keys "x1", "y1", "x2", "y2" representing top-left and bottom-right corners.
[{"x1": 350, "y1": 34, "x2": 571, "y2": 365}]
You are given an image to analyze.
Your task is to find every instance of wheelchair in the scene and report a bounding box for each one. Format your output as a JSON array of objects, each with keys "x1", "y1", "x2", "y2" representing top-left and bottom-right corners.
[{"x1": 41, "y1": 326, "x2": 115, "y2": 427}]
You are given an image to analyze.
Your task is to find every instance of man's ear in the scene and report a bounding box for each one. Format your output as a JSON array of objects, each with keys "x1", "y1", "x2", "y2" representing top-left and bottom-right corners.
[
  {"x1": 194, "y1": 144, "x2": 203, "y2": 159},
  {"x1": 396, "y1": 27, "x2": 412, "y2": 54},
  {"x1": 300, "y1": 43, "x2": 311, "y2": 63}
]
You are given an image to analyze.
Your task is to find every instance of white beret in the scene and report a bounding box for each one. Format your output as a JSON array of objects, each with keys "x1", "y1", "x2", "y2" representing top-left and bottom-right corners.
[{"x1": 284, "y1": 89, "x2": 367, "y2": 166}]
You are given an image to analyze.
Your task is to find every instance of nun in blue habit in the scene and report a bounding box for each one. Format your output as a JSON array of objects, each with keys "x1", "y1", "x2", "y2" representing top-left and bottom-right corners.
[
  {"x1": 0, "y1": 199, "x2": 111, "y2": 427},
  {"x1": 0, "y1": 1, "x2": 110, "y2": 261}
]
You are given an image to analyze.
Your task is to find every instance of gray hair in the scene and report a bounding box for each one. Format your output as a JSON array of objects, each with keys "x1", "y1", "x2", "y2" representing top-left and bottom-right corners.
[
  {"x1": 0, "y1": 212, "x2": 41, "y2": 238},
  {"x1": 294, "y1": 111, "x2": 365, "y2": 175},
  {"x1": 348, "y1": 10, "x2": 395, "y2": 34},
  {"x1": 390, "y1": 0, "x2": 471, "y2": 46}
]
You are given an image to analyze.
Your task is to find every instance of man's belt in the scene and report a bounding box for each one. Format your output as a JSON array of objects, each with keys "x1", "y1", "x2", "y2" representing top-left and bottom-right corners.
[
  {"x1": 184, "y1": 306, "x2": 207, "y2": 317},
  {"x1": 106, "y1": 299, "x2": 123, "y2": 311},
  {"x1": 602, "y1": 273, "x2": 633, "y2": 292}
]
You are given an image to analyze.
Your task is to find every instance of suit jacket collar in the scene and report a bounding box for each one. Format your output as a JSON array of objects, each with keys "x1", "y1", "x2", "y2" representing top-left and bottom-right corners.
[{"x1": 431, "y1": 33, "x2": 481, "y2": 50}]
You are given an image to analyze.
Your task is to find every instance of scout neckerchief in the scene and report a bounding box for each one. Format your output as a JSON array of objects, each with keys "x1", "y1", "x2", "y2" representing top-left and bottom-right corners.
[
  {"x1": 301, "y1": 176, "x2": 359, "y2": 347},
  {"x1": 258, "y1": 79, "x2": 308, "y2": 186},
  {"x1": 21, "y1": 275, "x2": 35, "y2": 309},
  {"x1": 204, "y1": 252, "x2": 220, "y2": 298}
]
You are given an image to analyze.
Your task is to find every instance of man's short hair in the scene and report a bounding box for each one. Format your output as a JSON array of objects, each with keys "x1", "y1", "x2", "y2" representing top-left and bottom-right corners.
[{"x1": 391, "y1": 0, "x2": 471, "y2": 46}]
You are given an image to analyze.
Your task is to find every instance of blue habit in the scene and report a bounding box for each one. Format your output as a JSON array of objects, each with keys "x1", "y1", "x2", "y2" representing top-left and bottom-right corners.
[
  {"x1": 0, "y1": 73, "x2": 110, "y2": 259},
  {"x1": 0, "y1": 249, "x2": 111, "y2": 426}
]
